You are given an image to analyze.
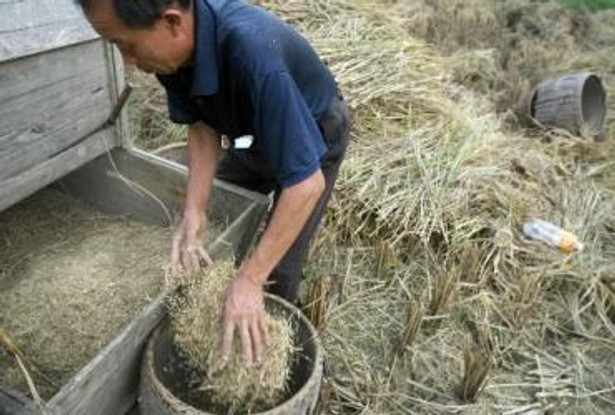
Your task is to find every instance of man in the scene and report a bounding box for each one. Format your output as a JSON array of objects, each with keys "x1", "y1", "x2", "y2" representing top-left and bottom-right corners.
[{"x1": 77, "y1": 0, "x2": 349, "y2": 365}]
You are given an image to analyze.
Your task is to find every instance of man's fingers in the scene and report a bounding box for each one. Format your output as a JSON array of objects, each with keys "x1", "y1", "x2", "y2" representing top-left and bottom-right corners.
[
  {"x1": 221, "y1": 319, "x2": 236, "y2": 361},
  {"x1": 258, "y1": 314, "x2": 269, "y2": 346},
  {"x1": 188, "y1": 248, "x2": 201, "y2": 273},
  {"x1": 171, "y1": 232, "x2": 183, "y2": 271},
  {"x1": 249, "y1": 318, "x2": 263, "y2": 363},
  {"x1": 197, "y1": 246, "x2": 214, "y2": 267},
  {"x1": 181, "y1": 244, "x2": 201, "y2": 274},
  {"x1": 180, "y1": 249, "x2": 190, "y2": 273},
  {"x1": 239, "y1": 320, "x2": 253, "y2": 366}
]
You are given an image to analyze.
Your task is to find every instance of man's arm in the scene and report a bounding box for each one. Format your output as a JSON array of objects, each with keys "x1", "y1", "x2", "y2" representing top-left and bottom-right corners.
[
  {"x1": 242, "y1": 170, "x2": 325, "y2": 284},
  {"x1": 221, "y1": 169, "x2": 326, "y2": 364},
  {"x1": 171, "y1": 121, "x2": 221, "y2": 272}
]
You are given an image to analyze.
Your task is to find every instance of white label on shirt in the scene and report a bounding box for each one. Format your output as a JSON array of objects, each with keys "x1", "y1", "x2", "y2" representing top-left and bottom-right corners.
[{"x1": 234, "y1": 135, "x2": 254, "y2": 149}]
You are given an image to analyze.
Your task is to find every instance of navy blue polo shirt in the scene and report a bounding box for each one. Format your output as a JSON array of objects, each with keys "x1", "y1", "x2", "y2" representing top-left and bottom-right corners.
[{"x1": 157, "y1": 0, "x2": 338, "y2": 188}]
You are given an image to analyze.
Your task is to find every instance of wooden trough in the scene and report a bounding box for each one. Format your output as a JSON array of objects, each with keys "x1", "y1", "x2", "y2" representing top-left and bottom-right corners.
[{"x1": 0, "y1": 2, "x2": 270, "y2": 414}]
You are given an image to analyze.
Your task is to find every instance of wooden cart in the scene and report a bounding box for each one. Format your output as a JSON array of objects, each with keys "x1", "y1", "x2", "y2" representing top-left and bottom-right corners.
[{"x1": 0, "y1": 2, "x2": 270, "y2": 414}]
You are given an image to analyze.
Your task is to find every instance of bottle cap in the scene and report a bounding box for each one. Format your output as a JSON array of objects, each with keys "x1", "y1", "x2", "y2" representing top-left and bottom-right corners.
[{"x1": 559, "y1": 232, "x2": 583, "y2": 254}]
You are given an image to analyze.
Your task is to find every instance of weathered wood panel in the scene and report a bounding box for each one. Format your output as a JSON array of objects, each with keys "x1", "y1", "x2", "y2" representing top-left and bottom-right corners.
[
  {"x1": 0, "y1": 0, "x2": 97, "y2": 62},
  {"x1": 45, "y1": 293, "x2": 167, "y2": 415},
  {"x1": 0, "y1": 388, "x2": 35, "y2": 415},
  {"x1": 0, "y1": 128, "x2": 116, "y2": 213},
  {"x1": 0, "y1": 40, "x2": 113, "y2": 183},
  {"x1": 61, "y1": 148, "x2": 271, "y2": 229}
]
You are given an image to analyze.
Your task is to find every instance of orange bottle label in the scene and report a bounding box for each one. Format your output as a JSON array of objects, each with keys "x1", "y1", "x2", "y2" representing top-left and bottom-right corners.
[{"x1": 559, "y1": 232, "x2": 578, "y2": 254}]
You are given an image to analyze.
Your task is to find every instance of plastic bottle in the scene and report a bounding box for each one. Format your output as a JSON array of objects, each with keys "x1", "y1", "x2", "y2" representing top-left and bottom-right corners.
[{"x1": 522, "y1": 218, "x2": 584, "y2": 254}]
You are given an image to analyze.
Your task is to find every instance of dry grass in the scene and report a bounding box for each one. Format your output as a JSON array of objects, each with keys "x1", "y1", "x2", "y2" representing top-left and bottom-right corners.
[
  {"x1": 302, "y1": 274, "x2": 332, "y2": 331},
  {"x1": 0, "y1": 188, "x2": 171, "y2": 400},
  {"x1": 125, "y1": 0, "x2": 615, "y2": 413},
  {"x1": 127, "y1": 70, "x2": 186, "y2": 150},
  {"x1": 169, "y1": 261, "x2": 294, "y2": 413},
  {"x1": 399, "y1": 301, "x2": 424, "y2": 355}
]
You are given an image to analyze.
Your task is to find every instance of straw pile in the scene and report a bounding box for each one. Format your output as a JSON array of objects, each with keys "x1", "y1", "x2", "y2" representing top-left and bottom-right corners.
[
  {"x1": 400, "y1": 0, "x2": 615, "y2": 114},
  {"x1": 169, "y1": 261, "x2": 294, "y2": 413},
  {"x1": 0, "y1": 188, "x2": 170, "y2": 400},
  {"x1": 128, "y1": 70, "x2": 187, "y2": 150},
  {"x1": 128, "y1": 0, "x2": 615, "y2": 413}
]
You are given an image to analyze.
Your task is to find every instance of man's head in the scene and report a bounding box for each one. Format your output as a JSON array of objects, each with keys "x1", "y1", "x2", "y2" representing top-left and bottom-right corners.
[{"x1": 77, "y1": 0, "x2": 194, "y2": 74}]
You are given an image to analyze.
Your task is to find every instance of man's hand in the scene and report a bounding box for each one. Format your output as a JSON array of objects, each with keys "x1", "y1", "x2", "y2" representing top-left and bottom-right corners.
[
  {"x1": 171, "y1": 121, "x2": 220, "y2": 273},
  {"x1": 221, "y1": 272, "x2": 269, "y2": 366},
  {"x1": 218, "y1": 170, "x2": 325, "y2": 365},
  {"x1": 171, "y1": 209, "x2": 214, "y2": 273}
]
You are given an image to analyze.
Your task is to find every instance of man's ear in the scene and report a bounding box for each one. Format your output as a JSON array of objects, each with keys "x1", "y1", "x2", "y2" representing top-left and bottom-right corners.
[{"x1": 161, "y1": 8, "x2": 185, "y2": 37}]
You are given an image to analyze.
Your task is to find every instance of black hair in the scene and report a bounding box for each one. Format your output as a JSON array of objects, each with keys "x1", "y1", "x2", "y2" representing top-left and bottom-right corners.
[{"x1": 76, "y1": 0, "x2": 191, "y2": 28}]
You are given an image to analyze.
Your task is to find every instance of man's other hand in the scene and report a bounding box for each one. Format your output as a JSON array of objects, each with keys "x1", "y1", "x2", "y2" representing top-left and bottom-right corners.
[{"x1": 171, "y1": 209, "x2": 214, "y2": 273}]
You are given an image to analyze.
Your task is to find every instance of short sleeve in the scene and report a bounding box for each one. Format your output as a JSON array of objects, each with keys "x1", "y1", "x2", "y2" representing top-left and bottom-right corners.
[
  {"x1": 156, "y1": 74, "x2": 202, "y2": 125},
  {"x1": 251, "y1": 71, "x2": 327, "y2": 188}
]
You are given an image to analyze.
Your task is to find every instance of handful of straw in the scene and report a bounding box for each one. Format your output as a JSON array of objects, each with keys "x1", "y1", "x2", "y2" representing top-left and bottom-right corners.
[{"x1": 169, "y1": 261, "x2": 294, "y2": 413}]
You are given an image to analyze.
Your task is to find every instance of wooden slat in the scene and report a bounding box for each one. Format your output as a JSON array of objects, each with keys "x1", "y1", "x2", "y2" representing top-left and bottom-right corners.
[
  {"x1": 61, "y1": 148, "x2": 271, "y2": 228},
  {"x1": 0, "y1": 40, "x2": 112, "y2": 182},
  {"x1": 0, "y1": 128, "x2": 117, "y2": 213},
  {"x1": 126, "y1": 149, "x2": 272, "y2": 227},
  {"x1": 45, "y1": 294, "x2": 167, "y2": 415},
  {"x1": 105, "y1": 44, "x2": 131, "y2": 148},
  {"x1": 0, "y1": 388, "x2": 36, "y2": 415},
  {"x1": 0, "y1": 0, "x2": 97, "y2": 62}
]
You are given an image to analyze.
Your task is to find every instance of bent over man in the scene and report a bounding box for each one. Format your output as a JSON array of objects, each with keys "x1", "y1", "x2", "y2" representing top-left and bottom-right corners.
[{"x1": 78, "y1": 0, "x2": 350, "y2": 364}]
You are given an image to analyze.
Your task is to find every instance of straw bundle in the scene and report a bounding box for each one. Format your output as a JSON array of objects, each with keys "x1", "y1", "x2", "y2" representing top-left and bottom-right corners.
[{"x1": 169, "y1": 261, "x2": 294, "y2": 413}]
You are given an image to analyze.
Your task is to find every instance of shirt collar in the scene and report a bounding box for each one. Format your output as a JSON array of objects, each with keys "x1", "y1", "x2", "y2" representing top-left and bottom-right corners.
[{"x1": 190, "y1": 0, "x2": 219, "y2": 96}]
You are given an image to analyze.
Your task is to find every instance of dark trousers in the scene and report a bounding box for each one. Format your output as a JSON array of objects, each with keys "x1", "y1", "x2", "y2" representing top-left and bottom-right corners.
[{"x1": 216, "y1": 93, "x2": 350, "y2": 303}]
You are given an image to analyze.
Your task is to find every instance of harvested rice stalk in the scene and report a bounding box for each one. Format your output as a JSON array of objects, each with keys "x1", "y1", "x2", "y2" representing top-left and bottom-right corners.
[
  {"x1": 169, "y1": 261, "x2": 294, "y2": 413},
  {"x1": 458, "y1": 336, "x2": 494, "y2": 403},
  {"x1": 302, "y1": 275, "x2": 331, "y2": 331},
  {"x1": 427, "y1": 261, "x2": 459, "y2": 318},
  {"x1": 398, "y1": 301, "x2": 424, "y2": 355}
]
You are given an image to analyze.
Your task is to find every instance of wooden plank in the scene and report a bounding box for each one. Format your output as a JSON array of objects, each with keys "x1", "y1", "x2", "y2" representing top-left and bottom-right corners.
[
  {"x1": 61, "y1": 148, "x2": 271, "y2": 228},
  {"x1": 0, "y1": 0, "x2": 97, "y2": 62},
  {"x1": 103, "y1": 43, "x2": 131, "y2": 148},
  {"x1": 45, "y1": 293, "x2": 167, "y2": 415},
  {"x1": 0, "y1": 388, "x2": 36, "y2": 415},
  {"x1": 0, "y1": 40, "x2": 112, "y2": 182},
  {"x1": 127, "y1": 149, "x2": 272, "y2": 226},
  {"x1": 213, "y1": 203, "x2": 269, "y2": 264},
  {"x1": 60, "y1": 149, "x2": 185, "y2": 227},
  {"x1": 0, "y1": 128, "x2": 117, "y2": 213}
]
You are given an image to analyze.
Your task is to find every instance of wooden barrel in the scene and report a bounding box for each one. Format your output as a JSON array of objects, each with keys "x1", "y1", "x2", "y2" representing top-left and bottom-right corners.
[
  {"x1": 139, "y1": 295, "x2": 323, "y2": 415},
  {"x1": 528, "y1": 73, "x2": 607, "y2": 138}
]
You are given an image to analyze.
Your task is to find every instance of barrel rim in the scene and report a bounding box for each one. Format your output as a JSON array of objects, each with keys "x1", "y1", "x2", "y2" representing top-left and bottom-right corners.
[{"x1": 579, "y1": 73, "x2": 607, "y2": 136}]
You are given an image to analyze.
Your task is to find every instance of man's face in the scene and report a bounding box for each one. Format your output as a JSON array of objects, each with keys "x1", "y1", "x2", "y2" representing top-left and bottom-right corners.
[{"x1": 85, "y1": 1, "x2": 193, "y2": 75}]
